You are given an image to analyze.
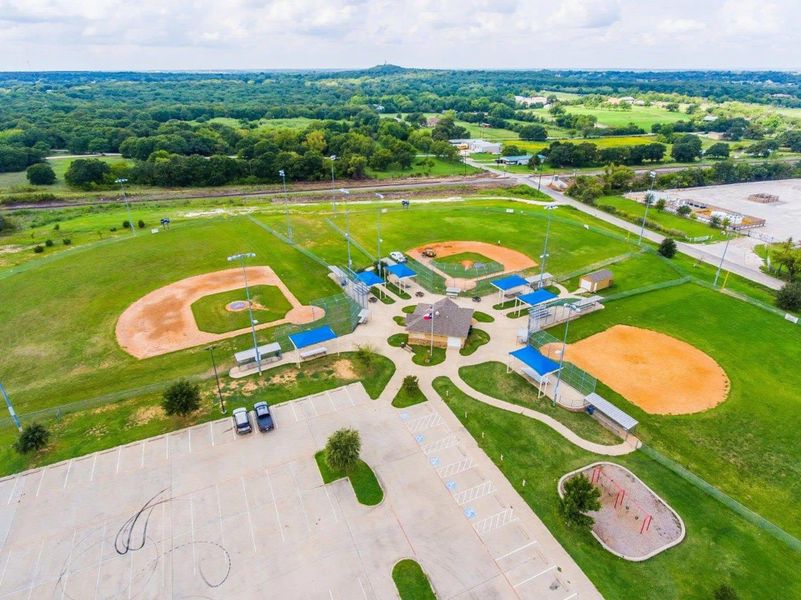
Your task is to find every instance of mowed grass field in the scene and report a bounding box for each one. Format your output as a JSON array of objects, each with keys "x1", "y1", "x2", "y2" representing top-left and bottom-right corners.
[
  {"x1": 564, "y1": 104, "x2": 690, "y2": 129},
  {"x1": 190, "y1": 284, "x2": 292, "y2": 333},
  {"x1": 0, "y1": 155, "x2": 131, "y2": 193}
]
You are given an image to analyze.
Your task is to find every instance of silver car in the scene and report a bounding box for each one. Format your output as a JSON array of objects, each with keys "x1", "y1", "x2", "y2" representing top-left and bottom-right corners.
[{"x1": 232, "y1": 407, "x2": 252, "y2": 434}]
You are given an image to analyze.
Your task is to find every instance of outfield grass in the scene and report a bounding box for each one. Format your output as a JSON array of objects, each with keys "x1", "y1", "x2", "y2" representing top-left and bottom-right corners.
[
  {"x1": 555, "y1": 282, "x2": 801, "y2": 536},
  {"x1": 190, "y1": 285, "x2": 292, "y2": 333},
  {"x1": 434, "y1": 376, "x2": 801, "y2": 600},
  {"x1": 458, "y1": 362, "x2": 619, "y2": 445},
  {"x1": 314, "y1": 450, "x2": 383, "y2": 506},
  {"x1": 392, "y1": 559, "x2": 436, "y2": 600}
]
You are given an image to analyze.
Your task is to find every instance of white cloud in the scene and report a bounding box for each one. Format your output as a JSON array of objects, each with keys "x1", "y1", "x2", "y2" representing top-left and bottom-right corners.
[
  {"x1": 720, "y1": 0, "x2": 780, "y2": 35},
  {"x1": 549, "y1": 0, "x2": 621, "y2": 29},
  {"x1": 658, "y1": 18, "x2": 706, "y2": 34}
]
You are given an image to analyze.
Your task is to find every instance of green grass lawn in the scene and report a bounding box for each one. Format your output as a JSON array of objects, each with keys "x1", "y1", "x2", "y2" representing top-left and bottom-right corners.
[
  {"x1": 564, "y1": 105, "x2": 689, "y2": 129},
  {"x1": 314, "y1": 450, "x2": 383, "y2": 506},
  {"x1": 454, "y1": 120, "x2": 520, "y2": 141},
  {"x1": 459, "y1": 328, "x2": 490, "y2": 356},
  {"x1": 392, "y1": 559, "x2": 436, "y2": 600},
  {"x1": 556, "y1": 282, "x2": 801, "y2": 536},
  {"x1": 256, "y1": 117, "x2": 324, "y2": 131},
  {"x1": 367, "y1": 157, "x2": 480, "y2": 179},
  {"x1": 412, "y1": 344, "x2": 446, "y2": 367},
  {"x1": 190, "y1": 285, "x2": 292, "y2": 333},
  {"x1": 596, "y1": 196, "x2": 726, "y2": 241},
  {"x1": 458, "y1": 362, "x2": 619, "y2": 445},
  {"x1": 0, "y1": 155, "x2": 132, "y2": 195},
  {"x1": 433, "y1": 376, "x2": 801, "y2": 600},
  {"x1": 391, "y1": 383, "x2": 428, "y2": 408},
  {"x1": 561, "y1": 251, "x2": 683, "y2": 296},
  {"x1": 473, "y1": 310, "x2": 494, "y2": 323}
]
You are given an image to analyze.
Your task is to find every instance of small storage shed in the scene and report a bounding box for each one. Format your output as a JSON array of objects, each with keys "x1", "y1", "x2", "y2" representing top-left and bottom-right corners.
[{"x1": 579, "y1": 269, "x2": 613, "y2": 293}]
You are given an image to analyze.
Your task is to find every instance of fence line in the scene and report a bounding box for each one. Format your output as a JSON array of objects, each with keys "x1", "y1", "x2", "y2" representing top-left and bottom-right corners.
[
  {"x1": 324, "y1": 217, "x2": 376, "y2": 263},
  {"x1": 527, "y1": 330, "x2": 597, "y2": 396},
  {"x1": 639, "y1": 444, "x2": 801, "y2": 554},
  {"x1": 553, "y1": 251, "x2": 641, "y2": 283},
  {"x1": 247, "y1": 216, "x2": 329, "y2": 268},
  {"x1": 601, "y1": 277, "x2": 692, "y2": 303}
]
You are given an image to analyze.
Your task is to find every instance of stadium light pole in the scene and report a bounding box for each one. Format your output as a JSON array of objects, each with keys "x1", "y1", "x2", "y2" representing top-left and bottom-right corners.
[
  {"x1": 536, "y1": 154, "x2": 546, "y2": 191},
  {"x1": 551, "y1": 304, "x2": 578, "y2": 407},
  {"x1": 714, "y1": 234, "x2": 732, "y2": 288},
  {"x1": 339, "y1": 188, "x2": 352, "y2": 269},
  {"x1": 638, "y1": 171, "x2": 657, "y2": 246},
  {"x1": 375, "y1": 193, "x2": 384, "y2": 277},
  {"x1": 539, "y1": 205, "x2": 558, "y2": 288},
  {"x1": 279, "y1": 169, "x2": 292, "y2": 241},
  {"x1": 329, "y1": 155, "x2": 337, "y2": 212},
  {"x1": 0, "y1": 382, "x2": 22, "y2": 432},
  {"x1": 115, "y1": 178, "x2": 136, "y2": 235},
  {"x1": 205, "y1": 345, "x2": 226, "y2": 414},
  {"x1": 227, "y1": 252, "x2": 262, "y2": 375}
]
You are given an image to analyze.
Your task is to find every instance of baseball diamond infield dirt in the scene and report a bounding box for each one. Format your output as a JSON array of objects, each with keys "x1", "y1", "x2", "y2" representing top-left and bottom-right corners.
[
  {"x1": 116, "y1": 267, "x2": 323, "y2": 359},
  {"x1": 542, "y1": 325, "x2": 729, "y2": 415},
  {"x1": 407, "y1": 241, "x2": 537, "y2": 290}
]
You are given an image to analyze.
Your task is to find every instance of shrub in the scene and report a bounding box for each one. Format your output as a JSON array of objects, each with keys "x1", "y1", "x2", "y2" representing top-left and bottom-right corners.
[
  {"x1": 33, "y1": 245, "x2": 44, "y2": 253},
  {"x1": 355, "y1": 344, "x2": 378, "y2": 368},
  {"x1": 677, "y1": 205, "x2": 692, "y2": 216},
  {"x1": 658, "y1": 238, "x2": 677, "y2": 258},
  {"x1": 62, "y1": 238, "x2": 72, "y2": 245},
  {"x1": 776, "y1": 282, "x2": 801, "y2": 312},
  {"x1": 161, "y1": 379, "x2": 201, "y2": 416},
  {"x1": 714, "y1": 584, "x2": 738, "y2": 600},
  {"x1": 14, "y1": 423, "x2": 50, "y2": 454},
  {"x1": 325, "y1": 428, "x2": 361, "y2": 473},
  {"x1": 402, "y1": 375, "x2": 419, "y2": 393},
  {"x1": 45, "y1": 239, "x2": 54, "y2": 247},
  {"x1": 109, "y1": 227, "x2": 117, "y2": 232},
  {"x1": 559, "y1": 474, "x2": 601, "y2": 530},
  {"x1": 53, "y1": 223, "x2": 60, "y2": 231},
  {"x1": 26, "y1": 163, "x2": 56, "y2": 185},
  {"x1": 122, "y1": 220, "x2": 131, "y2": 230},
  {"x1": 138, "y1": 219, "x2": 146, "y2": 229}
]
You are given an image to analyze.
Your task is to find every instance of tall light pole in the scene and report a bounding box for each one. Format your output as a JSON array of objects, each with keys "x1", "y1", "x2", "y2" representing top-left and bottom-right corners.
[
  {"x1": 206, "y1": 345, "x2": 226, "y2": 413},
  {"x1": 429, "y1": 306, "x2": 440, "y2": 356},
  {"x1": 551, "y1": 304, "x2": 578, "y2": 407},
  {"x1": 0, "y1": 382, "x2": 21, "y2": 432},
  {"x1": 339, "y1": 188, "x2": 352, "y2": 269},
  {"x1": 638, "y1": 171, "x2": 657, "y2": 246},
  {"x1": 375, "y1": 193, "x2": 384, "y2": 276},
  {"x1": 714, "y1": 234, "x2": 732, "y2": 288},
  {"x1": 227, "y1": 252, "x2": 262, "y2": 375},
  {"x1": 539, "y1": 205, "x2": 558, "y2": 288},
  {"x1": 279, "y1": 169, "x2": 292, "y2": 240},
  {"x1": 329, "y1": 155, "x2": 337, "y2": 212},
  {"x1": 536, "y1": 154, "x2": 546, "y2": 191},
  {"x1": 115, "y1": 178, "x2": 135, "y2": 235}
]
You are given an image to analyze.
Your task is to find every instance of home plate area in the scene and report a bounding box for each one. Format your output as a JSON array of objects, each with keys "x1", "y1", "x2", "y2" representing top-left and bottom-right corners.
[{"x1": 400, "y1": 403, "x2": 581, "y2": 599}]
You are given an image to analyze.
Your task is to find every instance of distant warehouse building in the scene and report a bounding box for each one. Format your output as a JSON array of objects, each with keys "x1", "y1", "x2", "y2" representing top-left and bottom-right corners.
[
  {"x1": 496, "y1": 154, "x2": 533, "y2": 166},
  {"x1": 450, "y1": 139, "x2": 502, "y2": 155}
]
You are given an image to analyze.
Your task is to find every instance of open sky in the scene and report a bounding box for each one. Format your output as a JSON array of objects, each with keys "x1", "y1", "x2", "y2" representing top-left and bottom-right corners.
[{"x1": 1, "y1": 0, "x2": 799, "y2": 71}]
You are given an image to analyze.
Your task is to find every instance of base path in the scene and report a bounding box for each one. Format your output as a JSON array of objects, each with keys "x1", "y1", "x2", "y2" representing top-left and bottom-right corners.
[
  {"x1": 116, "y1": 266, "x2": 322, "y2": 358},
  {"x1": 542, "y1": 325, "x2": 729, "y2": 415}
]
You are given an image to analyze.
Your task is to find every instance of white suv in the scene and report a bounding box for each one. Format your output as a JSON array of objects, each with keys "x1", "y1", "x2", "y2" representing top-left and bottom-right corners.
[{"x1": 389, "y1": 251, "x2": 406, "y2": 263}]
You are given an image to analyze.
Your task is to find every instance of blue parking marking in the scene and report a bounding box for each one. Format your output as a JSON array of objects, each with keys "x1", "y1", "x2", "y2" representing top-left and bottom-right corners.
[
  {"x1": 446, "y1": 480, "x2": 457, "y2": 491},
  {"x1": 429, "y1": 457, "x2": 440, "y2": 466},
  {"x1": 464, "y1": 508, "x2": 476, "y2": 519},
  {"x1": 415, "y1": 434, "x2": 424, "y2": 443},
  {"x1": 400, "y1": 412, "x2": 410, "y2": 420}
]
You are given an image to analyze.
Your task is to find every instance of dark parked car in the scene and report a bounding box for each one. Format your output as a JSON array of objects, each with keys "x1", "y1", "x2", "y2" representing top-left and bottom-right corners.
[
  {"x1": 253, "y1": 402, "x2": 274, "y2": 432},
  {"x1": 232, "y1": 407, "x2": 252, "y2": 435}
]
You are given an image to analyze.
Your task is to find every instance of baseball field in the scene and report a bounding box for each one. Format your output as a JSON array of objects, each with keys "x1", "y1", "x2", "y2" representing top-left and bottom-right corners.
[{"x1": 1, "y1": 191, "x2": 801, "y2": 598}]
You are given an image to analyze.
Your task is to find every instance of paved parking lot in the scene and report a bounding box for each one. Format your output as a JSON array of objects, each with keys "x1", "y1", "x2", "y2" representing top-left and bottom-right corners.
[{"x1": 0, "y1": 384, "x2": 600, "y2": 599}]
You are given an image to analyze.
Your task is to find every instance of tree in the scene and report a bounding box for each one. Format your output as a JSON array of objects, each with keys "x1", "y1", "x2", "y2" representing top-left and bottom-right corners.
[
  {"x1": 713, "y1": 584, "x2": 739, "y2": 600},
  {"x1": 709, "y1": 215, "x2": 722, "y2": 229},
  {"x1": 325, "y1": 428, "x2": 361, "y2": 473},
  {"x1": 402, "y1": 375, "x2": 420, "y2": 393},
  {"x1": 705, "y1": 143, "x2": 730, "y2": 159},
  {"x1": 677, "y1": 205, "x2": 692, "y2": 216},
  {"x1": 655, "y1": 198, "x2": 667, "y2": 212},
  {"x1": 26, "y1": 163, "x2": 56, "y2": 185},
  {"x1": 501, "y1": 144, "x2": 523, "y2": 156},
  {"x1": 137, "y1": 219, "x2": 146, "y2": 229},
  {"x1": 559, "y1": 474, "x2": 601, "y2": 530},
  {"x1": 64, "y1": 158, "x2": 111, "y2": 188},
  {"x1": 658, "y1": 238, "x2": 677, "y2": 258},
  {"x1": 671, "y1": 134, "x2": 703, "y2": 162},
  {"x1": 567, "y1": 176, "x2": 604, "y2": 204},
  {"x1": 518, "y1": 124, "x2": 548, "y2": 141},
  {"x1": 776, "y1": 282, "x2": 801, "y2": 311},
  {"x1": 162, "y1": 379, "x2": 201, "y2": 416},
  {"x1": 14, "y1": 423, "x2": 50, "y2": 454}
]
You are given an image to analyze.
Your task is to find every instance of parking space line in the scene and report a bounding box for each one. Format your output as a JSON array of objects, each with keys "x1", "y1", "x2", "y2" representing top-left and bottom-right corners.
[
  {"x1": 161, "y1": 501, "x2": 167, "y2": 589},
  {"x1": 453, "y1": 481, "x2": 495, "y2": 506},
  {"x1": 345, "y1": 386, "x2": 355, "y2": 406},
  {"x1": 140, "y1": 442, "x2": 145, "y2": 468},
  {"x1": 127, "y1": 547, "x2": 134, "y2": 600},
  {"x1": 437, "y1": 457, "x2": 473, "y2": 479},
  {"x1": 35, "y1": 469, "x2": 45, "y2": 497},
  {"x1": 240, "y1": 477, "x2": 257, "y2": 553},
  {"x1": 326, "y1": 390, "x2": 336, "y2": 410},
  {"x1": 90, "y1": 454, "x2": 97, "y2": 482},
  {"x1": 561, "y1": 593, "x2": 578, "y2": 600},
  {"x1": 63, "y1": 461, "x2": 72, "y2": 489},
  {"x1": 328, "y1": 590, "x2": 334, "y2": 599},
  {"x1": 215, "y1": 484, "x2": 224, "y2": 544},
  {"x1": 60, "y1": 529, "x2": 77, "y2": 600},
  {"x1": 291, "y1": 402, "x2": 299, "y2": 422},
  {"x1": 322, "y1": 484, "x2": 338, "y2": 523},
  {"x1": 421, "y1": 434, "x2": 458, "y2": 456},
  {"x1": 0, "y1": 550, "x2": 11, "y2": 588},
  {"x1": 265, "y1": 469, "x2": 285, "y2": 543},
  {"x1": 513, "y1": 565, "x2": 556, "y2": 588},
  {"x1": 188, "y1": 428, "x2": 192, "y2": 453},
  {"x1": 189, "y1": 496, "x2": 197, "y2": 574},
  {"x1": 25, "y1": 540, "x2": 44, "y2": 600},
  {"x1": 209, "y1": 422, "x2": 215, "y2": 447},
  {"x1": 115, "y1": 447, "x2": 122, "y2": 474},
  {"x1": 94, "y1": 523, "x2": 107, "y2": 599},
  {"x1": 474, "y1": 508, "x2": 517, "y2": 535},
  {"x1": 5, "y1": 477, "x2": 18, "y2": 504},
  {"x1": 308, "y1": 398, "x2": 319, "y2": 417},
  {"x1": 290, "y1": 464, "x2": 311, "y2": 534},
  {"x1": 495, "y1": 540, "x2": 538, "y2": 561},
  {"x1": 166, "y1": 434, "x2": 170, "y2": 459}
]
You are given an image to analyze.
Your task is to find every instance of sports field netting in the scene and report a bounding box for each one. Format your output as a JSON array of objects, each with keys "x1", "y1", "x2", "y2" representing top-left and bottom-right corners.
[{"x1": 528, "y1": 330, "x2": 597, "y2": 396}]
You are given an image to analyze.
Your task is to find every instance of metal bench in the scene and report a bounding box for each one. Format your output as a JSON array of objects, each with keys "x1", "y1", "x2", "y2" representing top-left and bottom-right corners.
[{"x1": 299, "y1": 346, "x2": 328, "y2": 360}]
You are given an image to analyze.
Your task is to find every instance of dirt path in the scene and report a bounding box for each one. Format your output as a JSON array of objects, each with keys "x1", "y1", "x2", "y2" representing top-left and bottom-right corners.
[
  {"x1": 542, "y1": 325, "x2": 729, "y2": 415},
  {"x1": 116, "y1": 266, "x2": 322, "y2": 359}
]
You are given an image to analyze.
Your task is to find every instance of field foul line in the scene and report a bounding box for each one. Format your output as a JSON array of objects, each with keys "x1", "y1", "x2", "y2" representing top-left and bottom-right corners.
[
  {"x1": 265, "y1": 469, "x2": 285, "y2": 543},
  {"x1": 513, "y1": 565, "x2": 556, "y2": 588}
]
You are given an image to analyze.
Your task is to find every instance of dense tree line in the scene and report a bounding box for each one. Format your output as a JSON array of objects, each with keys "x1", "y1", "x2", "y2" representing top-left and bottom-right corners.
[{"x1": 540, "y1": 140, "x2": 666, "y2": 168}]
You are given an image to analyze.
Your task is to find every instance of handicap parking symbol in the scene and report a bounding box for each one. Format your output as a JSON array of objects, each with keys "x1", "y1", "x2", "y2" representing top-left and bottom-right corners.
[
  {"x1": 446, "y1": 480, "x2": 457, "y2": 491},
  {"x1": 429, "y1": 456, "x2": 440, "y2": 466},
  {"x1": 400, "y1": 412, "x2": 410, "y2": 420},
  {"x1": 415, "y1": 434, "x2": 424, "y2": 443},
  {"x1": 464, "y1": 508, "x2": 476, "y2": 519}
]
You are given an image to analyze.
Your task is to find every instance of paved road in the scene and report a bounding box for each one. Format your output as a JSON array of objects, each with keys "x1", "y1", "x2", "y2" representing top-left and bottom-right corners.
[{"x1": 467, "y1": 159, "x2": 784, "y2": 291}]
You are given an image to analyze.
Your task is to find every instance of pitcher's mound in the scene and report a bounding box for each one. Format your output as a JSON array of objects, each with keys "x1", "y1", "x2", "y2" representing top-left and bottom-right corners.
[{"x1": 542, "y1": 325, "x2": 729, "y2": 415}]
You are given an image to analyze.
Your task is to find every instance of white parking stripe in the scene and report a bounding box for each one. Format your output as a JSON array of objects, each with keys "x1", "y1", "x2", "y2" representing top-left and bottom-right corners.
[
  {"x1": 90, "y1": 454, "x2": 97, "y2": 482},
  {"x1": 188, "y1": 428, "x2": 192, "y2": 453},
  {"x1": 0, "y1": 550, "x2": 11, "y2": 588},
  {"x1": 265, "y1": 469, "x2": 284, "y2": 543},
  {"x1": 561, "y1": 593, "x2": 578, "y2": 600},
  {"x1": 140, "y1": 442, "x2": 145, "y2": 468},
  {"x1": 6, "y1": 477, "x2": 18, "y2": 505},
  {"x1": 115, "y1": 447, "x2": 121, "y2": 474},
  {"x1": 215, "y1": 484, "x2": 224, "y2": 544},
  {"x1": 326, "y1": 390, "x2": 336, "y2": 410},
  {"x1": 513, "y1": 565, "x2": 556, "y2": 588},
  {"x1": 59, "y1": 530, "x2": 77, "y2": 600},
  {"x1": 291, "y1": 402, "x2": 299, "y2": 422},
  {"x1": 94, "y1": 523, "x2": 107, "y2": 599},
  {"x1": 63, "y1": 461, "x2": 72, "y2": 489},
  {"x1": 189, "y1": 496, "x2": 197, "y2": 574},
  {"x1": 323, "y1": 485, "x2": 338, "y2": 523},
  {"x1": 209, "y1": 422, "x2": 215, "y2": 447},
  {"x1": 290, "y1": 464, "x2": 311, "y2": 534},
  {"x1": 495, "y1": 540, "x2": 538, "y2": 561},
  {"x1": 166, "y1": 435, "x2": 170, "y2": 459},
  {"x1": 240, "y1": 477, "x2": 257, "y2": 553},
  {"x1": 35, "y1": 469, "x2": 45, "y2": 497},
  {"x1": 358, "y1": 577, "x2": 369, "y2": 599},
  {"x1": 25, "y1": 540, "x2": 44, "y2": 600}
]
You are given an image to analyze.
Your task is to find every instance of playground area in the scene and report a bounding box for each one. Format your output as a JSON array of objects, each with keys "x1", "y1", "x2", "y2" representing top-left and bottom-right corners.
[
  {"x1": 559, "y1": 463, "x2": 685, "y2": 561},
  {"x1": 541, "y1": 325, "x2": 730, "y2": 415},
  {"x1": 116, "y1": 267, "x2": 323, "y2": 359}
]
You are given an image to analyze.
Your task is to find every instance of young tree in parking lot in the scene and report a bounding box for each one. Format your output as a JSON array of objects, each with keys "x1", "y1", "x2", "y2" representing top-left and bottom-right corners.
[
  {"x1": 558, "y1": 474, "x2": 601, "y2": 530},
  {"x1": 162, "y1": 379, "x2": 201, "y2": 416},
  {"x1": 14, "y1": 423, "x2": 50, "y2": 454},
  {"x1": 325, "y1": 428, "x2": 361, "y2": 473}
]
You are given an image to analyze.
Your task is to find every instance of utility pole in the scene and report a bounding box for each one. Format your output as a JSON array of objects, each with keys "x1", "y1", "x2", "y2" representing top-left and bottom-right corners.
[
  {"x1": 115, "y1": 178, "x2": 136, "y2": 235},
  {"x1": 227, "y1": 252, "x2": 262, "y2": 375},
  {"x1": 206, "y1": 345, "x2": 226, "y2": 413},
  {"x1": 638, "y1": 171, "x2": 657, "y2": 246},
  {"x1": 0, "y1": 382, "x2": 21, "y2": 432},
  {"x1": 329, "y1": 155, "x2": 337, "y2": 212},
  {"x1": 714, "y1": 235, "x2": 732, "y2": 288},
  {"x1": 340, "y1": 188, "x2": 352, "y2": 269},
  {"x1": 539, "y1": 205, "x2": 558, "y2": 288},
  {"x1": 375, "y1": 193, "x2": 384, "y2": 277},
  {"x1": 279, "y1": 169, "x2": 292, "y2": 241}
]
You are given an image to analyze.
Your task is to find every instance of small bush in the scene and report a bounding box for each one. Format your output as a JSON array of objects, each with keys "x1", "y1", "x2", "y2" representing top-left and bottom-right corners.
[
  {"x1": 62, "y1": 238, "x2": 72, "y2": 245},
  {"x1": 658, "y1": 237, "x2": 677, "y2": 258},
  {"x1": 325, "y1": 428, "x2": 361, "y2": 473},
  {"x1": 14, "y1": 423, "x2": 50, "y2": 454},
  {"x1": 53, "y1": 223, "x2": 60, "y2": 231},
  {"x1": 109, "y1": 227, "x2": 117, "y2": 232},
  {"x1": 122, "y1": 220, "x2": 131, "y2": 230},
  {"x1": 33, "y1": 245, "x2": 44, "y2": 253},
  {"x1": 162, "y1": 379, "x2": 201, "y2": 416},
  {"x1": 402, "y1": 375, "x2": 419, "y2": 393},
  {"x1": 714, "y1": 584, "x2": 738, "y2": 600},
  {"x1": 776, "y1": 281, "x2": 801, "y2": 312},
  {"x1": 138, "y1": 219, "x2": 146, "y2": 229},
  {"x1": 45, "y1": 239, "x2": 54, "y2": 247}
]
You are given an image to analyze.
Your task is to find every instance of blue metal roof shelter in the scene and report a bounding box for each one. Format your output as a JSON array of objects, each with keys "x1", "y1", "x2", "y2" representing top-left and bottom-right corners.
[
  {"x1": 490, "y1": 274, "x2": 528, "y2": 292},
  {"x1": 386, "y1": 263, "x2": 416, "y2": 279},
  {"x1": 518, "y1": 289, "x2": 557, "y2": 307},
  {"x1": 356, "y1": 271, "x2": 384, "y2": 286},
  {"x1": 289, "y1": 326, "x2": 337, "y2": 350},
  {"x1": 509, "y1": 346, "x2": 561, "y2": 376}
]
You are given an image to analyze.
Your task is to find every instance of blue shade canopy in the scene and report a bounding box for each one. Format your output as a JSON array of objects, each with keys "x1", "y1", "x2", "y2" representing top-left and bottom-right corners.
[
  {"x1": 289, "y1": 326, "x2": 337, "y2": 350},
  {"x1": 386, "y1": 263, "x2": 416, "y2": 279},
  {"x1": 509, "y1": 345, "x2": 561, "y2": 376},
  {"x1": 356, "y1": 271, "x2": 384, "y2": 286},
  {"x1": 490, "y1": 274, "x2": 528, "y2": 291},
  {"x1": 518, "y1": 289, "x2": 557, "y2": 306}
]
